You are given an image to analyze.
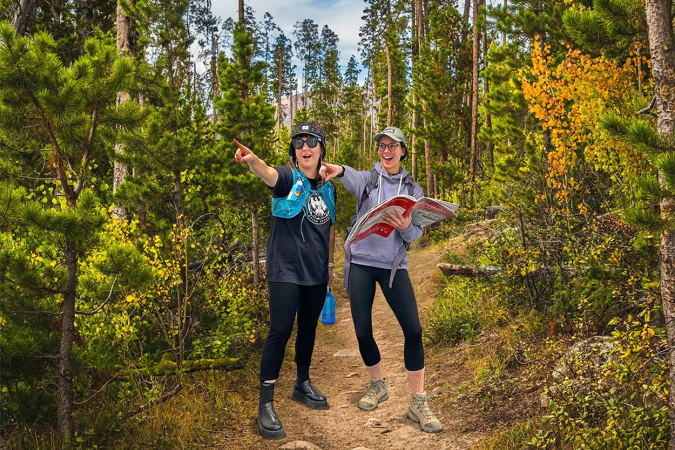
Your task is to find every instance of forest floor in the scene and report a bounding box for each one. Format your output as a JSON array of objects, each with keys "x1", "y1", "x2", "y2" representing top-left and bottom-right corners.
[{"x1": 212, "y1": 241, "x2": 497, "y2": 450}]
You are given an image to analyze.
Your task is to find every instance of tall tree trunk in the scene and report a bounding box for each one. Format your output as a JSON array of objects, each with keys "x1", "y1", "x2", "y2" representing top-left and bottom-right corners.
[
  {"x1": 12, "y1": 0, "x2": 38, "y2": 35},
  {"x1": 503, "y1": 0, "x2": 508, "y2": 45},
  {"x1": 112, "y1": 0, "x2": 136, "y2": 219},
  {"x1": 77, "y1": 0, "x2": 93, "y2": 53},
  {"x1": 385, "y1": 41, "x2": 393, "y2": 126},
  {"x1": 174, "y1": 169, "x2": 185, "y2": 229},
  {"x1": 411, "y1": 0, "x2": 423, "y2": 181},
  {"x1": 482, "y1": 0, "x2": 494, "y2": 171},
  {"x1": 238, "y1": 0, "x2": 244, "y2": 25},
  {"x1": 211, "y1": 33, "x2": 219, "y2": 123},
  {"x1": 464, "y1": 0, "x2": 471, "y2": 24},
  {"x1": 469, "y1": 0, "x2": 480, "y2": 205},
  {"x1": 645, "y1": 0, "x2": 675, "y2": 447},
  {"x1": 424, "y1": 117, "x2": 432, "y2": 194},
  {"x1": 276, "y1": 49, "x2": 283, "y2": 134},
  {"x1": 251, "y1": 206, "x2": 260, "y2": 284},
  {"x1": 58, "y1": 238, "x2": 78, "y2": 448}
]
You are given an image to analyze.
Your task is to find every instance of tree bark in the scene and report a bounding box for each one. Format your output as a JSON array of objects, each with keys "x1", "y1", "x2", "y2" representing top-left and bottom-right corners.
[
  {"x1": 482, "y1": 0, "x2": 494, "y2": 171},
  {"x1": 645, "y1": 0, "x2": 675, "y2": 447},
  {"x1": 211, "y1": 32, "x2": 220, "y2": 123},
  {"x1": 174, "y1": 169, "x2": 185, "y2": 229},
  {"x1": 58, "y1": 238, "x2": 78, "y2": 448},
  {"x1": 112, "y1": 0, "x2": 136, "y2": 219},
  {"x1": 238, "y1": 0, "x2": 244, "y2": 25},
  {"x1": 251, "y1": 206, "x2": 260, "y2": 284},
  {"x1": 424, "y1": 117, "x2": 432, "y2": 194},
  {"x1": 411, "y1": 0, "x2": 423, "y2": 181},
  {"x1": 469, "y1": 0, "x2": 480, "y2": 205},
  {"x1": 385, "y1": 41, "x2": 393, "y2": 126},
  {"x1": 12, "y1": 0, "x2": 38, "y2": 36},
  {"x1": 77, "y1": 0, "x2": 93, "y2": 52}
]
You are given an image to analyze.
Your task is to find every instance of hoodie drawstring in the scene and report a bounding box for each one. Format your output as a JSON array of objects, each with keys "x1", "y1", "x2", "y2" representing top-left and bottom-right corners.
[{"x1": 377, "y1": 170, "x2": 404, "y2": 205}]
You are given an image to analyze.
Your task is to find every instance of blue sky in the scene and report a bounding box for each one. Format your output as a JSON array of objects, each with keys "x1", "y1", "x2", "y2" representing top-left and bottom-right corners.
[{"x1": 211, "y1": 0, "x2": 367, "y2": 88}]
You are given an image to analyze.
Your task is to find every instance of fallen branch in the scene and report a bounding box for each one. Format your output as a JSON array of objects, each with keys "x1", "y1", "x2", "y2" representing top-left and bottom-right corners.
[
  {"x1": 116, "y1": 356, "x2": 243, "y2": 380},
  {"x1": 437, "y1": 264, "x2": 501, "y2": 279},
  {"x1": 438, "y1": 264, "x2": 577, "y2": 280}
]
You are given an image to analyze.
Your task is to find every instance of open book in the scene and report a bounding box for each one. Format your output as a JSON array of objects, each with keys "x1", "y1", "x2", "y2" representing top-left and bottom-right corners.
[{"x1": 345, "y1": 195, "x2": 459, "y2": 245}]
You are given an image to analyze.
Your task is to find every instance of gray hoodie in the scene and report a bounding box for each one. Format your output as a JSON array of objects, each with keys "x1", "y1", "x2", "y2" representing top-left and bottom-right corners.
[{"x1": 340, "y1": 163, "x2": 424, "y2": 283}]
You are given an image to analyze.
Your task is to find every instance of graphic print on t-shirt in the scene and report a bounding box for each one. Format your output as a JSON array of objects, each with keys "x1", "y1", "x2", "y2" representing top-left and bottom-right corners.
[{"x1": 305, "y1": 192, "x2": 331, "y2": 225}]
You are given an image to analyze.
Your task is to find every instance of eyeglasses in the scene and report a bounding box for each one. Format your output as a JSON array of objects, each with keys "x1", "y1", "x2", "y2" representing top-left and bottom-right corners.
[
  {"x1": 377, "y1": 143, "x2": 400, "y2": 151},
  {"x1": 292, "y1": 137, "x2": 320, "y2": 149}
]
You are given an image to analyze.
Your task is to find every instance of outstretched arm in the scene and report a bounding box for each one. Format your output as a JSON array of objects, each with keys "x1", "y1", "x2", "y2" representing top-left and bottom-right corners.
[{"x1": 234, "y1": 139, "x2": 279, "y2": 187}]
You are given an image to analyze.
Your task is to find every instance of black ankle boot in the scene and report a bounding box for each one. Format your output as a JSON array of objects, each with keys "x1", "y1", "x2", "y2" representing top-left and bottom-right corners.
[
  {"x1": 258, "y1": 382, "x2": 285, "y2": 439},
  {"x1": 292, "y1": 379, "x2": 328, "y2": 410}
]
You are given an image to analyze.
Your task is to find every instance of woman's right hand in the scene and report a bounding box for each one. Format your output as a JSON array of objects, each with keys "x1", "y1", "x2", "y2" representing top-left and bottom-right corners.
[
  {"x1": 234, "y1": 139, "x2": 255, "y2": 164},
  {"x1": 320, "y1": 162, "x2": 343, "y2": 182}
]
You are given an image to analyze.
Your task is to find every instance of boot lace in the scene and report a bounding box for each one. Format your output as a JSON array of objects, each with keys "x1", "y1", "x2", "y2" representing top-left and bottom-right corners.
[
  {"x1": 363, "y1": 379, "x2": 384, "y2": 400},
  {"x1": 413, "y1": 394, "x2": 435, "y2": 420}
]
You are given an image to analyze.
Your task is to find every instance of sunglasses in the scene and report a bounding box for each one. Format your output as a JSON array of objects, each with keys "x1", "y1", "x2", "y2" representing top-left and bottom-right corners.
[{"x1": 292, "y1": 137, "x2": 320, "y2": 149}]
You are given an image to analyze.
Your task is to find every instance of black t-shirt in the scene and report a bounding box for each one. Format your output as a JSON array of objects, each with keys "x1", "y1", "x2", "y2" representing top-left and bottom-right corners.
[{"x1": 266, "y1": 166, "x2": 336, "y2": 285}]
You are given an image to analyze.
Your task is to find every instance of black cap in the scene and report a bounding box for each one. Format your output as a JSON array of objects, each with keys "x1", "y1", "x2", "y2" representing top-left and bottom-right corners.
[{"x1": 288, "y1": 122, "x2": 326, "y2": 159}]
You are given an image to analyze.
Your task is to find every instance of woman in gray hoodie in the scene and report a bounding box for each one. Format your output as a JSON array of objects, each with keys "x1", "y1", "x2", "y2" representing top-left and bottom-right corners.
[{"x1": 320, "y1": 126, "x2": 442, "y2": 433}]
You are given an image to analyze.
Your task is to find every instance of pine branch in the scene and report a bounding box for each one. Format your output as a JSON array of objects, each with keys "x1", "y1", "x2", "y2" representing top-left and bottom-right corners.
[
  {"x1": 74, "y1": 275, "x2": 118, "y2": 316},
  {"x1": 638, "y1": 96, "x2": 656, "y2": 115},
  {"x1": 10, "y1": 308, "x2": 61, "y2": 316},
  {"x1": 28, "y1": 354, "x2": 60, "y2": 359},
  {"x1": 74, "y1": 107, "x2": 98, "y2": 196}
]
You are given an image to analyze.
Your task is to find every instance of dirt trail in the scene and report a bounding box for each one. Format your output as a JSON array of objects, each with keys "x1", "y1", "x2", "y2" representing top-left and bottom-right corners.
[{"x1": 221, "y1": 243, "x2": 485, "y2": 450}]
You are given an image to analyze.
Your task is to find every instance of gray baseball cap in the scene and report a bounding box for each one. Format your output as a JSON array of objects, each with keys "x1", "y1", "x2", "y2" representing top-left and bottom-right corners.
[{"x1": 374, "y1": 126, "x2": 407, "y2": 160}]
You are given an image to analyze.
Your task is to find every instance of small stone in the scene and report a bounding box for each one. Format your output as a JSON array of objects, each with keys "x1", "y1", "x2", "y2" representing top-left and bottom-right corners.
[{"x1": 363, "y1": 417, "x2": 383, "y2": 428}]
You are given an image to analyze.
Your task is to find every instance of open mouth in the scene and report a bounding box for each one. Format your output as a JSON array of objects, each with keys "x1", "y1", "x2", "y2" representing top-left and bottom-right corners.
[
  {"x1": 302, "y1": 154, "x2": 313, "y2": 160},
  {"x1": 383, "y1": 156, "x2": 394, "y2": 162}
]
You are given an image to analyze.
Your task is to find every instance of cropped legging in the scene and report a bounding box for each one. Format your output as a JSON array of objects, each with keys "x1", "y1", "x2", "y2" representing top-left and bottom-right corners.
[
  {"x1": 347, "y1": 263, "x2": 424, "y2": 371},
  {"x1": 259, "y1": 281, "x2": 327, "y2": 382}
]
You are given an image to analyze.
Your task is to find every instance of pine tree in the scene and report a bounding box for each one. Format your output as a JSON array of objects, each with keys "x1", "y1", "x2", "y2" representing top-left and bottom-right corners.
[
  {"x1": 0, "y1": 28, "x2": 145, "y2": 446},
  {"x1": 213, "y1": 23, "x2": 276, "y2": 284},
  {"x1": 293, "y1": 18, "x2": 320, "y2": 101},
  {"x1": 310, "y1": 25, "x2": 341, "y2": 147},
  {"x1": 413, "y1": 3, "x2": 471, "y2": 197},
  {"x1": 270, "y1": 32, "x2": 296, "y2": 132}
]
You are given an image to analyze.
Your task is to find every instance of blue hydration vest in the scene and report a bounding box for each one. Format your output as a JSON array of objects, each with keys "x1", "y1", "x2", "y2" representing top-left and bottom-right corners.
[{"x1": 271, "y1": 170, "x2": 336, "y2": 224}]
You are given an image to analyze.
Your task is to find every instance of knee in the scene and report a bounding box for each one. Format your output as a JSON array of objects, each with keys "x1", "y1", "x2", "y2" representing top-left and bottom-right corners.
[
  {"x1": 354, "y1": 327, "x2": 374, "y2": 344},
  {"x1": 406, "y1": 326, "x2": 423, "y2": 345},
  {"x1": 268, "y1": 322, "x2": 293, "y2": 342}
]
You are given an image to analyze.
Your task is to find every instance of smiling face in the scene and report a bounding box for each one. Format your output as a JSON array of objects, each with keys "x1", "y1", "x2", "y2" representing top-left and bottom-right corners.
[
  {"x1": 294, "y1": 134, "x2": 323, "y2": 178},
  {"x1": 377, "y1": 135, "x2": 405, "y2": 174}
]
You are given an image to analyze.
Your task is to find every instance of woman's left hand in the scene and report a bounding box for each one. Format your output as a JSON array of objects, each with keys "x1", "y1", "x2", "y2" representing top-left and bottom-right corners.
[
  {"x1": 382, "y1": 209, "x2": 412, "y2": 231},
  {"x1": 328, "y1": 267, "x2": 334, "y2": 284}
]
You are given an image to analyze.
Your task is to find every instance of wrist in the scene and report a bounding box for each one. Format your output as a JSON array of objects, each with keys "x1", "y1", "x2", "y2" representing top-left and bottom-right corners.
[{"x1": 337, "y1": 165, "x2": 345, "y2": 178}]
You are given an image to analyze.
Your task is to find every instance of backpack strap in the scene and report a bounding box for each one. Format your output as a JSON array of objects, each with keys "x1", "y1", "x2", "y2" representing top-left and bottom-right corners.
[{"x1": 357, "y1": 169, "x2": 379, "y2": 216}]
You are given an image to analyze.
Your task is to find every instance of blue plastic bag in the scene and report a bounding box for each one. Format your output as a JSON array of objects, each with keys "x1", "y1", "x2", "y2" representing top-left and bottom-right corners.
[{"x1": 321, "y1": 287, "x2": 335, "y2": 325}]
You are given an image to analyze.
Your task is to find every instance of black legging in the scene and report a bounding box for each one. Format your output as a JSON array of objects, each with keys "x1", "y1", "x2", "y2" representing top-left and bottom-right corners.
[
  {"x1": 348, "y1": 263, "x2": 424, "y2": 371},
  {"x1": 260, "y1": 281, "x2": 327, "y2": 382}
]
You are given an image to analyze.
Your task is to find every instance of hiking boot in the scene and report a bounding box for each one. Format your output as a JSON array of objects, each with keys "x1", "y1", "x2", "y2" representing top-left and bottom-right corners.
[
  {"x1": 408, "y1": 391, "x2": 442, "y2": 433},
  {"x1": 358, "y1": 377, "x2": 388, "y2": 411},
  {"x1": 258, "y1": 382, "x2": 285, "y2": 439},
  {"x1": 292, "y1": 379, "x2": 328, "y2": 410}
]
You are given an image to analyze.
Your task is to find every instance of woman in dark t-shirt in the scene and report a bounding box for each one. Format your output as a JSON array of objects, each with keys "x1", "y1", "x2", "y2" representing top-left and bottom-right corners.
[{"x1": 234, "y1": 122, "x2": 336, "y2": 440}]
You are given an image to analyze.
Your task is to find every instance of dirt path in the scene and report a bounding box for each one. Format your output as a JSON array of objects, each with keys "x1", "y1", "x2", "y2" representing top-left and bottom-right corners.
[{"x1": 219, "y1": 243, "x2": 485, "y2": 450}]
